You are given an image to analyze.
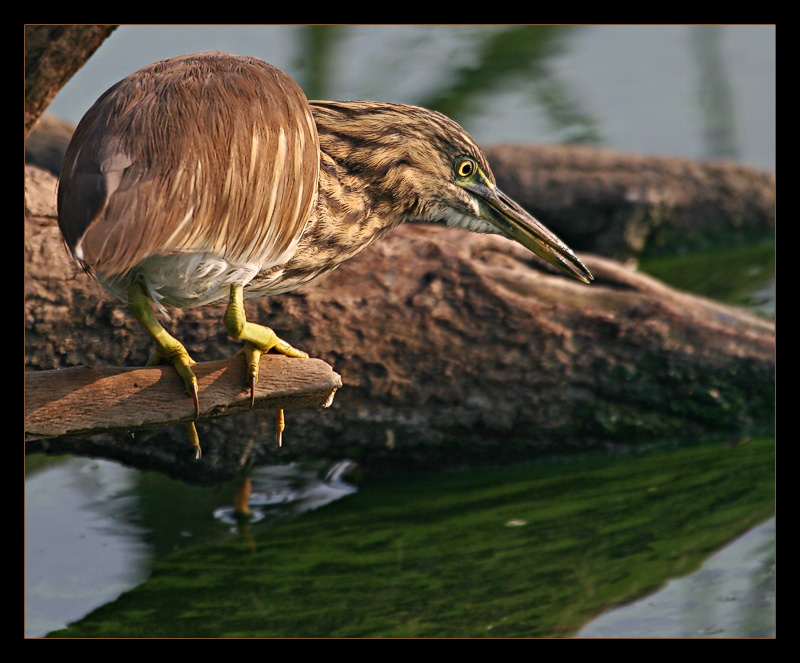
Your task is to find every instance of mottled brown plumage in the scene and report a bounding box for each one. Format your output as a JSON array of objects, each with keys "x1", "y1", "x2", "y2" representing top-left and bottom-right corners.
[
  {"x1": 59, "y1": 52, "x2": 319, "y2": 309},
  {"x1": 56, "y1": 51, "x2": 592, "y2": 453}
]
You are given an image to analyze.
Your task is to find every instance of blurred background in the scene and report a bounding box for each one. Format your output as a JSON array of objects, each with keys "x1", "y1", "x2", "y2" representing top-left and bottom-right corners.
[
  {"x1": 48, "y1": 25, "x2": 775, "y2": 172},
  {"x1": 27, "y1": 25, "x2": 775, "y2": 638}
]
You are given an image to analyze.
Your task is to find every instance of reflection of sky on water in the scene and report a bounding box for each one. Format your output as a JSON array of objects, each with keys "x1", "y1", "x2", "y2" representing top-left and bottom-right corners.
[
  {"x1": 577, "y1": 518, "x2": 775, "y2": 638},
  {"x1": 47, "y1": 25, "x2": 775, "y2": 172},
  {"x1": 750, "y1": 280, "x2": 775, "y2": 317},
  {"x1": 25, "y1": 459, "x2": 150, "y2": 638},
  {"x1": 25, "y1": 457, "x2": 358, "y2": 638}
]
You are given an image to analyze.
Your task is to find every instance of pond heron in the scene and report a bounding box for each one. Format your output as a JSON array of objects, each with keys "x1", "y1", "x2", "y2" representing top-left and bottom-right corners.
[{"x1": 57, "y1": 51, "x2": 592, "y2": 457}]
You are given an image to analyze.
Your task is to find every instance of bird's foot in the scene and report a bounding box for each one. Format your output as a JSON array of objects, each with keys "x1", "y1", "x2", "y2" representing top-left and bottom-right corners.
[
  {"x1": 129, "y1": 280, "x2": 202, "y2": 459},
  {"x1": 147, "y1": 350, "x2": 203, "y2": 460},
  {"x1": 224, "y1": 284, "x2": 307, "y2": 447},
  {"x1": 234, "y1": 331, "x2": 308, "y2": 406},
  {"x1": 146, "y1": 345, "x2": 200, "y2": 416},
  {"x1": 233, "y1": 334, "x2": 303, "y2": 449},
  {"x1": 225, "y1": 284, "x2": 308, "y2": 406}
]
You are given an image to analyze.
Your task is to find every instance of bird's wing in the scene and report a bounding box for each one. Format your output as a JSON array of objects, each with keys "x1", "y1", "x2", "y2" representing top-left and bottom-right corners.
[{"x1": 57, "y1": 51, "x2": 319, "y2": 280}]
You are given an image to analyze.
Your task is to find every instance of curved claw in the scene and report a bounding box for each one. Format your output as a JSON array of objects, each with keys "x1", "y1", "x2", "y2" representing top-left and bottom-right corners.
[
  {"x1": 189, "y1": 381, "x2": 200, "y2": 417},
  {"x1": 224, "y1": 284, "x2": 309, "y2": 415},
  {"x1": 235, "y1": 343, "x2": 264, "y2": 407},
  {"x1": 239, "y1": 338, "x2": 306, "y2": 407},
  {"x1": 151, "y1": 348, "x2": 200, "y2": 416}
]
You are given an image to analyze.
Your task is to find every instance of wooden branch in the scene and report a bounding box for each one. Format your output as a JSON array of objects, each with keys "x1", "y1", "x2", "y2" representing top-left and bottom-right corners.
[{"x1": 25, "y1": 355, "x2": 341, "y2": 442}]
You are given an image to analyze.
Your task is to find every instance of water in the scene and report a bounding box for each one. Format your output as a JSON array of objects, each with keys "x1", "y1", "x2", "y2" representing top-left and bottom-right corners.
[
  {"x1": 577, "y1": 518, "x2": 775, "y2": 638},
  {"x1": 26, "y1": 439, "x2": 774, "y2": 638},
  {"x1": 25, "y1": 456, "x2": 358, "y2": 637},
  {"x1": 48, "y1": 25, "x2": 775, "y2": 172}
]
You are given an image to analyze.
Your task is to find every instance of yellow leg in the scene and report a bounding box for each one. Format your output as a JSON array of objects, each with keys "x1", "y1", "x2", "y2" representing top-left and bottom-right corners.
[
  {"x1": 187, "y1": 421, "x2": 202, "y2": 460},
  {"x1": 223, "y1": 284, "x2": 308, "y2": 406},
  {"x1": 128, "y1": 280, "x2": 200, "y2": 416}
]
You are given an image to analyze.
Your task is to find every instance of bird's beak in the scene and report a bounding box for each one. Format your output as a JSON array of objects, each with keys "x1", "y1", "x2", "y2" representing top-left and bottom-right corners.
[{"x1": 466, "y1": 182, "x2": 593, "y2": 284}]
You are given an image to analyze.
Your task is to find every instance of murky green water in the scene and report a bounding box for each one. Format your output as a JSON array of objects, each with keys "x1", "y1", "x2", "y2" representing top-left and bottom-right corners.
[
  {"x1": 28, "y1": 437, "x2": 773, "y2": 638},
  {"x1": 640, "y1": 242, "x2": 775, "y2": 318}
]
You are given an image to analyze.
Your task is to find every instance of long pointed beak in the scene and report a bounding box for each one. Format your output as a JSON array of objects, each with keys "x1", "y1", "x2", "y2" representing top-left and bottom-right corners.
[{"x1": 467, "y1": 182, "x2": 593, "y2": 284}]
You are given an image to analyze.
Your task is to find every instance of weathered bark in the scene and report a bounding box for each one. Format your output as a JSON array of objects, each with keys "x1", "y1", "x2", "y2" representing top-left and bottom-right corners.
[
  {"x1": 24, "y1": 25, "x2": 118, "y2": 137},
  {"x1": 25, "y1": 163, "x2": 774, "y2": 482},
  {"x1": 25, "y1": 356, "x2": 341, "y2": 442}
]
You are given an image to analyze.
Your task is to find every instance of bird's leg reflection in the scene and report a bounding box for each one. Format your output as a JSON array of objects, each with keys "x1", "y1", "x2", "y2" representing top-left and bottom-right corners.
[{"x1": 224, "y1": 284, "x2": 308, "y2": 409}]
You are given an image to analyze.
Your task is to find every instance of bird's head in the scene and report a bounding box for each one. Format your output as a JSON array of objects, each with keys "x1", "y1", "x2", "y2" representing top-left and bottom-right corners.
[{"x1": 311, "y1": 100, "x2": 593, "y2": 284}]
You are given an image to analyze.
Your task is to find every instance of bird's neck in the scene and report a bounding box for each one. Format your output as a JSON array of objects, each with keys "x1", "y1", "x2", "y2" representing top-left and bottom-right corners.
[
  {"x1": 252, "y1": 100, "x2": 442, "y2": 294},
  {"x1": 252, "y1": 154, "x2": 408, "y2": 295}
]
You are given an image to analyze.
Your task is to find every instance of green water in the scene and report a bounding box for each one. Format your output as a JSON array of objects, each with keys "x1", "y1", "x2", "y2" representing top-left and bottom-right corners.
[
  {"x1": 31, "y1": 437, "x2": 773, "y2": 638},
  {"x1": 639, "y1": 242, "x2": 775, "y2": 318}
]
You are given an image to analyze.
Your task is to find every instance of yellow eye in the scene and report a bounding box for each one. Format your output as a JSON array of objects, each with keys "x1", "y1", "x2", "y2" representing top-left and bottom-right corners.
[{"x1": 456, "y1": 158, "x2": 476, "y2": 178}]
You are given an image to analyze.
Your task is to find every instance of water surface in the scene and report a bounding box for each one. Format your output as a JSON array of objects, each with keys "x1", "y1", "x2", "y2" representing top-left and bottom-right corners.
[{"x1": 28, "y1": 438, "x2": 774, "y2": 638}]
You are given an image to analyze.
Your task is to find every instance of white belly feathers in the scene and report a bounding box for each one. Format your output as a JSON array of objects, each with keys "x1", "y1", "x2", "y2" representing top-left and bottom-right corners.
[{"x1": 99, "y1": 252, "x2": 261, "y2": 313}]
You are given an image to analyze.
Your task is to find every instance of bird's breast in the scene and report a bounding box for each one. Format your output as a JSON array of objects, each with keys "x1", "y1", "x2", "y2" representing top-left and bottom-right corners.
[{"x1": 99, "y1": 252, "x2": 262, "y2": 310}]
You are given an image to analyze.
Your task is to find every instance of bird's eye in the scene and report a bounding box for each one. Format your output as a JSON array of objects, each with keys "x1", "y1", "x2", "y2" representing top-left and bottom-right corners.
[{"x1": 456, "y1": 158, "x2": 476, "y2": 178}]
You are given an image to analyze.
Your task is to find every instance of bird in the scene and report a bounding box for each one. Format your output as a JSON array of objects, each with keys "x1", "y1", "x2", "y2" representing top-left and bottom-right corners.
[{"x1": 56, "y1": 51, "x2": 593, "y2": 458}]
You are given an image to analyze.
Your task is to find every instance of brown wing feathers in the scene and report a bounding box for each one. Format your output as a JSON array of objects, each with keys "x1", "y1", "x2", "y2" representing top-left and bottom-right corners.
[{"x1": 57, "y1": 51, "x2": 319, "y2": 279}]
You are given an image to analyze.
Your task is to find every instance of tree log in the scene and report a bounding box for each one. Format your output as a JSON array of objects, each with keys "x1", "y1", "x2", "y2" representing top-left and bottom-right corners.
[
  {"x1": 27, "y1": 116, "x2": 775, "y2": 262},
  {"x1": 25, "y1": 162, "x2": 774, "y2": 480},
  {"x1": 485, "y1": 143, "x2": 775, "y2": 260},
  {"x1": 25, "y1": 355, "x2": 340, "y2": 442},
  {"x1": 24, "y1": 25, "x2": 118, "y2": 137},
  {"x1": 24, "y1": 31, "x2": 774, "y2": 483}
]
